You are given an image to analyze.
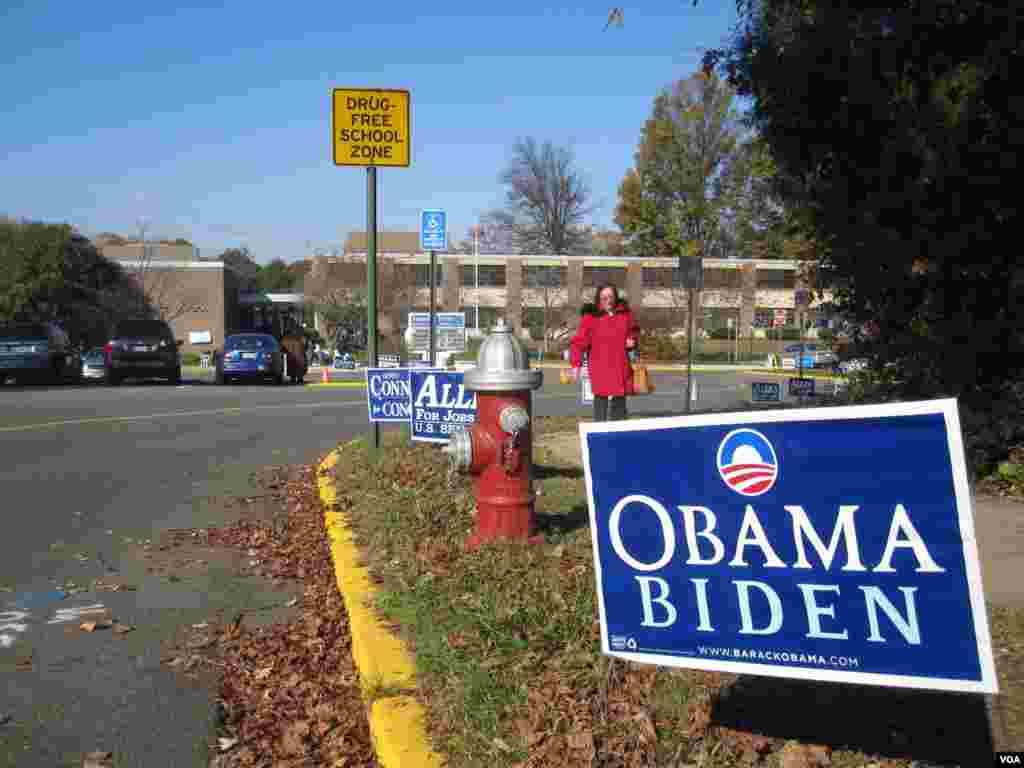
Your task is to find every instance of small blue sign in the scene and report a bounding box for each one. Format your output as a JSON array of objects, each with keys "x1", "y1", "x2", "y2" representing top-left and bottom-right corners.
[
  {"x1": 789, "y1": 377, "x2": 816, "y2": 397},
  {"x1": 409, "y1": 369, "x2": 477, "y2": 443},
  {"x1": 580, "y1": 399, "x2": 997, "y2": 693},
  {"x1": 751, "y1": 382, "x2": 782, "y2": 402},
  {"x1": 419, "y1": 209, "x2": 447, "y2": 252},
  {"x1": 365, "y1": 368, "x2": 412, "y2": 423}
]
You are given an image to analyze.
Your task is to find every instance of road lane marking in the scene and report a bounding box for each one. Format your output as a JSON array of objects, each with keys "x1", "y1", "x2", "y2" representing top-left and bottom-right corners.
[{"x1": 0, "y1": 400, "x2": 366, "y2": 434}]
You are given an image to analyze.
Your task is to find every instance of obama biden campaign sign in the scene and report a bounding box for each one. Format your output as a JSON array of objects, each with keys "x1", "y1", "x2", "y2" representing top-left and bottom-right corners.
[{"x1": 580, "y1": 399, "x2": 998, "y2": 693}]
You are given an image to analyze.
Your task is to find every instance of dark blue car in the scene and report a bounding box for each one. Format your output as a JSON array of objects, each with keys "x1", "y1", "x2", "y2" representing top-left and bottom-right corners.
[
  {"x1": 0, "y1": 322, "x2": 76, "y2": 385},
  {"x1": 215, "y1": 333, "x2": 285, "y2": 385}
]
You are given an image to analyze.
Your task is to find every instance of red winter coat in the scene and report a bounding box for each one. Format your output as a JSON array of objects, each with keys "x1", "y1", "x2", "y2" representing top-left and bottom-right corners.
[{"x1": 569, "y1": 302, "x2": 640, "y2": 397}]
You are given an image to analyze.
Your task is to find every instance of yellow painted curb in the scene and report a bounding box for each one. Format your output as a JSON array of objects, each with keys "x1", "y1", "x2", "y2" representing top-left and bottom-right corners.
[
  {"x1": 739, "y1": 369, "x2": 844, "y2": 382},
  {"x1": 318, "y1": 446, "x2": 444, "y2": 767},
  {"x1": 371, "y1": 696, "x2": 443, "y2": 767}
]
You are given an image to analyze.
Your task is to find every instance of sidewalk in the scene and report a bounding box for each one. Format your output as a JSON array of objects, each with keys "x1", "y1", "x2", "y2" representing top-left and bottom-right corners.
[{"x1": 974, "y1": 495, "x2": 1024, "y2": 609}]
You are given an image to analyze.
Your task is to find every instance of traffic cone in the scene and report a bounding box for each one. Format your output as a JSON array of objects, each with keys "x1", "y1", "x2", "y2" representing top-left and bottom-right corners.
[{"x1": 321, "y1": 367, "x2": 330, "y2": 384}]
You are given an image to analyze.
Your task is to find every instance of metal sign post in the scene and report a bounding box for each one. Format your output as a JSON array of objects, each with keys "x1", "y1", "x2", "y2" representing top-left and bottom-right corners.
[
  {"x1": 420, "y1": 209, "x2": 447, "y2": 367},
  {"x1": 680, "y1": 252, "x2": 703, "y2": 415},
  {"x1": 429, "y1": 250, "x2": 436, "y2": 366},
  {"x1": 332, "y1": 87, "x2": 411, "y2": 455},
  {"x1": 367, "y1": 167, "x2": 380, "y2": 453}
]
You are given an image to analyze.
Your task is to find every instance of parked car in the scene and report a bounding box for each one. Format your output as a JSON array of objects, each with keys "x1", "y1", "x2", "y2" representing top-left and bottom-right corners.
[
  {"x1": 80, "y1": 347, "x2": 108, "y2": 382},
  {"x1": 781, "y1": 342, "x2": 837, "y2": 369},
  {"x1": 215, "y1": 333, "x2": 285, "y2": 385},
  {"x1": 333, "y1": 352, "x2": 356, "y2": 370},
  {"x1": 0, "y1": 322, "x2": 77, "y2": 384},
  {"x1": 838, "y1": 357, "x2": 870, "y2": 375},
  {"x1": 105, "y1": 319, "x2": 182, "y2": 385}
]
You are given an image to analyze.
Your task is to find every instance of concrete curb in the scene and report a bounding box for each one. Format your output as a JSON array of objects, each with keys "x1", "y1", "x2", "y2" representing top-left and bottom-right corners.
[{"x1": 317, "y1": 445, "x2": 444, "y2": 767}]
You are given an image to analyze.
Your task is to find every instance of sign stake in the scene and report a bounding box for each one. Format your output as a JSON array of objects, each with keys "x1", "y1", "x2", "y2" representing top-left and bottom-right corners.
[
  {"x1": 429, "y1": 250, "x2": 437, "y2": 367},
  {"x1": 367, "y1": 166, "x2": 380, "y2": 455},
  {"x1": 684, "y1": 287, "x2": 695, "y2": 414}
]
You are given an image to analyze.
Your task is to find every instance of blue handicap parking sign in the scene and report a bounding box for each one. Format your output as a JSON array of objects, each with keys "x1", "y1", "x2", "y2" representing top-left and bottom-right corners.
[
  {"x1": 580, "y1": 399, "x2": 997, "y2": 693},
  {"x1": 419, "y1": 209, "x2": 447, "y2": 251}
]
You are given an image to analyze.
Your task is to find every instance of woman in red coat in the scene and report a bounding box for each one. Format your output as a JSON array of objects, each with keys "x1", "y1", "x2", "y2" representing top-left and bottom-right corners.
[{"x1": 569, "y1": 283, "x2": 640, "y2": 421}]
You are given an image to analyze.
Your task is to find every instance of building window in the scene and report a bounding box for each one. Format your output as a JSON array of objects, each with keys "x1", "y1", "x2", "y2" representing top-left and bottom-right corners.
[
  {"x1": 414, "y1": 264, "x2": 443, "y2": 287},
  {"x1": 756, "y1": 269, "x2": 795, "y2": 290},
  {"x1": 582, "y1": 266, "x2": 626, "y2": 289},
  {"x1": 754, "y1": 308, "x2": 794, "y2": 328},
  {"x1": 704, "y1": 268, "x2": 743, "y2": 291},
  {"x1": 461, "y1": 264, "x2": 506, "y2": 287},
  {"x1": 642, "y1": 267, "x2": 678, "y2": 288},
  {"x1": 523, "y1": 266, "x2": 566, "y2": 288},
  {"x1": 460, "y1": 305, "x2": 501, "y2": 331}
]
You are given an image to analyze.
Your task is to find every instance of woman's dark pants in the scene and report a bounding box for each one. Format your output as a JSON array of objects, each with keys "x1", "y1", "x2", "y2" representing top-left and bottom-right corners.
[{"x1": 593, "y1": 395, "x2": 627, "y2": 422}]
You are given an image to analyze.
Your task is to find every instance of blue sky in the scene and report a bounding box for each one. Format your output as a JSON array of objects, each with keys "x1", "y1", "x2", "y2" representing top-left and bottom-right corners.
[{"x1": 1, "y1": 1, "x2": 739, "y2": 264}]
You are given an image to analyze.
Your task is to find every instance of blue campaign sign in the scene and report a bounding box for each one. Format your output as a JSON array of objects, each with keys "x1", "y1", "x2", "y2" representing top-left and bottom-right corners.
[
  {"x1": 789, "y1": 377, "x2": 816, "y2": 397},
  {"x1": 580, "y1": 399, "x2": 997, "y2": 693},
  {"x1": 419, "y1": 209, "x2": 447, "y2": 251},
  {"x1": 751, "y1": 382, "x2": 781, "y2": 402},
  {"x1": 365, "y1": 368, "x2": 412, "y2": 422},
  {"x1": 409, "y1": 369, "x2": 477, "y2": 443}
]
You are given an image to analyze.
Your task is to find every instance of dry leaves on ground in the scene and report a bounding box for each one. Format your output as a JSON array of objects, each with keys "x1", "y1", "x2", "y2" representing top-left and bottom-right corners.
[{"x1": 159, "y1": 461, "x2": 375, "y2": 767}]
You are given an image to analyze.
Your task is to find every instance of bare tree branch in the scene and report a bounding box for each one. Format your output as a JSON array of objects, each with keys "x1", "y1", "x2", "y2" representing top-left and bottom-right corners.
[{"x1": 490, "y1": 138, "x2": 595, "y2": 255}]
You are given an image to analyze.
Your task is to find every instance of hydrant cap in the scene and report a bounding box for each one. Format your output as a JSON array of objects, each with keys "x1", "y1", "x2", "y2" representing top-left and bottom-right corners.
[{"x1": 463, "y1": 318, "x2": 544, "y2": 392}]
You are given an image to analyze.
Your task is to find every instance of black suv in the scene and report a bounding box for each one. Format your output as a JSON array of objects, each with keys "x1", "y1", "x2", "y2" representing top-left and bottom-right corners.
[{"x1": 105, "y1": 319, "x2": 182, "y2": 385}]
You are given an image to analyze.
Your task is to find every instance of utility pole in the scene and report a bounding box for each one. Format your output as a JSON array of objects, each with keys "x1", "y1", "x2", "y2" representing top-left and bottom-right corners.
[
  {"x1": 367, "y1": 167, "x2": 380, "y2": 454},
  {"x1": 474, "y1": 224, "x2": 480, "y2": 334}
]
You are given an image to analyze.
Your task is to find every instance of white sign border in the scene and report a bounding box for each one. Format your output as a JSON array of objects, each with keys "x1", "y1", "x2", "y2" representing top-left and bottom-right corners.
[
  {"x1": 409, "y1": 367, "x2": 467, "y2": 444},
  {"x1": 364, "y1": 367, "x2": 413, "y2": 424},
  {"x1": 579, "y1": 398, "x2": 999, "y2": 694}
]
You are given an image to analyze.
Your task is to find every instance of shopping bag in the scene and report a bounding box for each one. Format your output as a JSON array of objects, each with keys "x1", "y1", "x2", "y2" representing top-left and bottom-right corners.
[{"x1": 631, "y1": 361, "x2": 654, "y2": 395}]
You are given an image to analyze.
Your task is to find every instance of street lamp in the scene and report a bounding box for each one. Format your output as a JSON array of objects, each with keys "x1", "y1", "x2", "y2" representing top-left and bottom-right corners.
[{"x1": 472, "y1": 223, "x2": 481, "y2": 334}]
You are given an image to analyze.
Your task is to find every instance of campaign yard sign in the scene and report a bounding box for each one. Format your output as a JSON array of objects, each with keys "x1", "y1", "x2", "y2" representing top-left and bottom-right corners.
[
  {"x1": 789, "y1": 377, "x2": 816, "y2": 397},
  {"x1": 580, "y1": 399, "x2": 998, "y2": 693},
  {"x1": 365, "y1": 368, "x2": 412, "y2": 423},
  {"x1": 751, "y1": 382, "x2": 782, "y2": 403},
  {"x1": 409, "y1": 369, "x2": 477, "y2": 444}
]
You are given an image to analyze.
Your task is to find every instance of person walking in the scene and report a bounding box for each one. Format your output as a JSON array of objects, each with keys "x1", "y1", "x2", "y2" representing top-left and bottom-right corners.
[{"x1": 569, "y1": 283, "x2": 640, "y2": 421}]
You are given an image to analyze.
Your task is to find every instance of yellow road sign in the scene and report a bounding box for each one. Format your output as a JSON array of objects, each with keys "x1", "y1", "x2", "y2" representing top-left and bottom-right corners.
[{"x1": 332, "y1": 88, "x2": 410, "y2": 167}]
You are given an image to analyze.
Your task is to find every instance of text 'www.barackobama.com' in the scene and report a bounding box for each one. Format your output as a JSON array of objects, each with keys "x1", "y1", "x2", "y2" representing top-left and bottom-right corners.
[{"x1": 698, "y1": 646, "x2": 861, "y2": 668}]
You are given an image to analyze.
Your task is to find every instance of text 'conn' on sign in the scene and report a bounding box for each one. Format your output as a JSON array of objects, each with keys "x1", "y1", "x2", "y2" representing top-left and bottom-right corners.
[
  {"x1": 332, "y1": 88, "x2": 410, "y2": 167},
  {"x1": 580, "y1": 399, "x2": 998, "y2": 694}
]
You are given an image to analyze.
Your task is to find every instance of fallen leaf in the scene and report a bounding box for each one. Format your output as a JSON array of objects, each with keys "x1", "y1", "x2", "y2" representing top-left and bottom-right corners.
[
  {"x1": 191, "y1": 622, "x2": 210, "y2": 630},
  {"x1": 493, "y1": 737, "x2": 512, "y2": 753},
  {"x1": 217, "y1": 737, "x2": 239, "y2": 752},
  {"x1": 779, "y1": 743, "x2": 817, "y2": 768},
  {"x1": 285, "y1": 598, "x2": 299, "y2": 607},
  {"x1": 113, "y1": 624, "x2": 134, "y2": 635},
  {"x1": 80, "y1": 622, "x2": 98, "y2": 632},
  {"x1": 567, "y1": 730, "x2": 593, "y2": 750},
  {"x1": 82, "y1": 750, "x2": 113, "y2": 767},
  {"x1": 253, "y1": 666, "x2": 273, "y2": 681}
]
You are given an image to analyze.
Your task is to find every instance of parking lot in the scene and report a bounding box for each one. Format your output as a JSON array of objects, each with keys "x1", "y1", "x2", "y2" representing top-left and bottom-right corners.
[{"x1": 0, "y1": 369, "x2": 749, "y2": 766}]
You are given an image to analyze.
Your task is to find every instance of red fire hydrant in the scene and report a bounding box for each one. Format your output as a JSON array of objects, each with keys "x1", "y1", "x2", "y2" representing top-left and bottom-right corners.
[{"x1": 443, "y1": 319, "x2": 545, "y2": 550}]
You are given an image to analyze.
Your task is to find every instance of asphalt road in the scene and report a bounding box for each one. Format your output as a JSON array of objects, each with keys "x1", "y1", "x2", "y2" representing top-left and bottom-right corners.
[{"x1": 0, "y1": 371, "x2": 745, "y2": 767}]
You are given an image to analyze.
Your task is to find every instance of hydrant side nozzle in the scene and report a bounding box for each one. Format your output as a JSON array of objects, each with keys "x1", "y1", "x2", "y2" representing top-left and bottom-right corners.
[
  {"x1": 443, "y1": 430, "x2": 472, "y2": 471},
  {"x1": 498, "y1": 404, "x2": 530, "y2": 435}
]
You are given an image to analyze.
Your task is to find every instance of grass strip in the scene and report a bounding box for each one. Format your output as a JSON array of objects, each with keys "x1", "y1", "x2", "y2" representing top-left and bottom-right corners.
[{"x1": 336, "y1": 417, "x2": 1023, "y2": 767}]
